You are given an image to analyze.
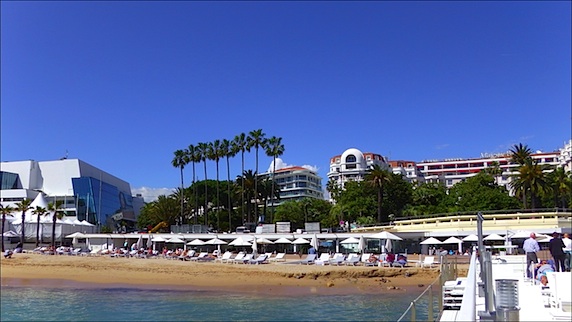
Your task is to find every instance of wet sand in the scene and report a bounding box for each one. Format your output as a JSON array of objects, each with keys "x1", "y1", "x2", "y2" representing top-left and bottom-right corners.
[{"x1": 0, "y1": 253, "x2": 453, "y2": 296}]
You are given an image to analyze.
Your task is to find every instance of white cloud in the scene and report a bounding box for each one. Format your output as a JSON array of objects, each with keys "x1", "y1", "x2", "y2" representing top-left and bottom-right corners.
[
  {"x1": 267, "y1": 158, "x2": 319, "y2": 173},
  {"x1": 131, "y1": 187, "x2": 174, "y2": 203}
]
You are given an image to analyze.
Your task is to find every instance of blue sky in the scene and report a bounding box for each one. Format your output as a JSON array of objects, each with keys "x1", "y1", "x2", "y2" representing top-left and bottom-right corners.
[{"x1": 2, "y1": 1, "x2": 571, "y2": 202}]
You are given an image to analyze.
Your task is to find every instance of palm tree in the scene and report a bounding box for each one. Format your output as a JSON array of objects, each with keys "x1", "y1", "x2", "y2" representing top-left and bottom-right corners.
[
  {"x1": 1, "y1": 205, "x2": 14, "y2": 252},
  {"x1": 232, "y1": 133, "x2": 249, "y2": 224},
  {"x1": 264, "y1": 136, "x2": 285, "y2": 223},
  {"x1": 211, "y1": 139, "x2": 223, "y2": 230},
  {"x1": 47, "y1": 200, "x2": 63, "y2": 248},
  {"x1": 221, "y1": 139, "x2": 236, "y2": 231},
  {"x1": 32, "y1": 205, "x2": 48, "y2": 247},
  {"x1": 511, "y1": 159, "x2": 549, "y2": 209},
  {"x1": 172, "y1": 149, "x2": 187, "y2": 224},
  {"x1": 365, "y1": 165, "x2": 392, "y2": 223},
  {"x1": 259, "y1": 178, "x2": 281, "y2": 222},
  {"x1": 509, "y1": 143, "x2": 533, "y2": 165},
  {"x1": 547, "y1": 167, "x2": 572, "y2": 208},
  {"x1": 15, "y1": 198, "x2": 33, "y2": 244},
  {"x1": 187, "y1": 144, "x2": 200, "y2": 224},
  {"x1": 326, "y1": 178, "x2": 341, "y2": 202},
  {"x1": 247, "y1": 129, "x2": 266, "y2": 223},
  {"x1": 236, "y1": 170, "x2": 257, "y2": 224},
  {"x1": 197, "y1": 142, "x2": 210, "y2": 226},
  {"x1": 509, "y1": 143, "x2": 533, "y2": 207}
]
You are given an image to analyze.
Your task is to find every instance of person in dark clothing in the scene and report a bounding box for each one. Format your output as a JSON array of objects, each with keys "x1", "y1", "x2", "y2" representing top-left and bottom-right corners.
[{"x1": 548, "y1": 232, "x2": 566, "y2": 272}]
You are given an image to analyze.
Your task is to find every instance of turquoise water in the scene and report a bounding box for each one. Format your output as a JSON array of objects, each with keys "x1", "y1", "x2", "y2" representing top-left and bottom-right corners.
[{"x1": 0, "y1": 285, "x2": 435, "y2": 321}]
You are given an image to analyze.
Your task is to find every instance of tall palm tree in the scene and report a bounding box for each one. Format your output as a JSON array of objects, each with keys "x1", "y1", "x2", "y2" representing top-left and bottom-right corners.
[
  {"x1": 264, "y1": 136, "x2": 285, "y2": 223},
  {"x1": 236, "y1": 170, "x2": 257, "y2": 224},
  {"x1": 32, "y1": 205, "x2": 48, "y2": 247},
  {"x1": 187, "y1": 144, "x2": 200, "y2": 224},
  {"x1": 365, "y1": 165, "x2": 392, "y2": 223},
  {"x1": 47, "y1": 200, "x2": 63, "y2": 248},
  {"x1": 326, "y1": 178, "x2": 341, "y2": 202},
  {"x1": 1, "y1": 205, "x2": 14, "y2": 252},
  {"x1": 232, "y1": 133, "x2": 249, "y2": 224},
  {"x1": 511, "y1": 159, "x2": 549, "y2": 209},
  {"x1": 259, "y1": 178, "x2": 281, "y2": 222},
  {"x1": 172, "y1": 149, "x2": 187, "y2": 224},
  {"x1": 547, "y1": 167, "x2": 572, "y2": 208},
  {"x1": 221, "y1": 139, "x2": 236, "y2": 231},
  {"x1": 211, "y1": 139, "x2": 223, "y2": 230},
  {"x1": 15, "y1": 198, "x2": 33, "y2": 244},
  {"x1": 509, "y1": 143, "x2": 533, "y2": 165},
  {"x1": 197, "y1": 142, "x2": 210, "y2": 226},
  {"x1": 247, "y1": 129, "x2": 266, "y2": 223},
  {"x1": 509, "y1": 143, "x2": 533, "y2": 207}
]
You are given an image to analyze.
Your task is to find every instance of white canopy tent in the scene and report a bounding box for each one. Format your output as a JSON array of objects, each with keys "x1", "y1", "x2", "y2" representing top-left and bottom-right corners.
[
  {"x1": 420, "y1": 237, "x2": 442, "y2": 245},
  {"x1": 441, "y1": 236, "x2": 463, "y2": 253}
]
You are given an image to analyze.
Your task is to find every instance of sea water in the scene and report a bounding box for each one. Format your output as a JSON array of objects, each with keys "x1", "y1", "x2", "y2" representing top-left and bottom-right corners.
[{"x1": 0, "y1": 285, "x2": 435, "y2": 321}]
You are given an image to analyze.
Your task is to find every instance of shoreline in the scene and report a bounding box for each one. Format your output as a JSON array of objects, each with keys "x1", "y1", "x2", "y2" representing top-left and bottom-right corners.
[{"x1": 0, "y1": 253, "x2": 450, "y2": 296}]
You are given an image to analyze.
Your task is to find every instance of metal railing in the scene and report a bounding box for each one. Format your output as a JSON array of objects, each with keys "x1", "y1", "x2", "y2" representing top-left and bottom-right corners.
[{"x1": 397, "y1": 256, "x2": 458, "y2": 322}]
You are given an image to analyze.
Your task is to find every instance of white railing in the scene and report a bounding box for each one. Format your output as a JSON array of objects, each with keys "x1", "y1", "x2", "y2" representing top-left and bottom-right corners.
[{"x1": 457, "y1": 251, "x2": 478, "y2": 321}]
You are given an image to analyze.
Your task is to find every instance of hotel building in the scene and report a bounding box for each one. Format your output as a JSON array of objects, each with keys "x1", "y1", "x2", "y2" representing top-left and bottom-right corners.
[
  {"x1": 261, "y1": 166, "x2": 323, "y2": 206},
  {"x1": 0, "y1": 159, "x2": 144, "y2": 230},
  {"x1": 327, "y1": 148, "x2": 391, "y2": 194}
]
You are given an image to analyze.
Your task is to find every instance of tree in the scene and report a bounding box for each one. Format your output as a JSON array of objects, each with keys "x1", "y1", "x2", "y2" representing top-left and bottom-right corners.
[
  {"x1": 187, "y1": 144, "x2": 200, "y2": 224},
  {"x1": 211, "y1": 139, "x2": 223, "y2": 230},
  {"x1": 221, "y1": 139, "x2": 236, "y2": 231},
  {"x1": 326, "y1": 178, "x2": 341, "y2": 202},
  {"x1": 447, "y1": 172, "x2": 520, "y2": 211},
  {"x1": 511, "y1": 159, "x2": 549, "y2": 209},
  {"x1": 47, "y1": 200, "x2": 64, "y2": 248},
  {"x1": 365, "y1": 164, "x2": 392, "y2": 223},
  {"x1": 15, "y1": 198, "x2": 33, "y2": 244},
  {"x1": 264, "y1": 136, "x2": 285, "y2": 222},
  {"x1": 509, "y1": 143, "x2": 534, "y2": 207},
  {"x1": 405, "y1": 182, "x2": 448, "y2": 216},
  {"x1": 259, "y1": 178, "x2": 280, "y2": 222},
  {"x1": 247, "y1": 129, "x2": 266, "y2": 223},
  {"x1": 171, "y1": 149, "x2": 187, "y2": 224},
  {"x1": 232, "y1": 133, "x2": 249, "y2": 225},
  {"x1": 32, "y1": 205, "x2": 48, "y2": 247},
  {"x1": 546, "y1": 167, "x2": 571, "y2": 208},
  {"x1": 1, "y1": 205, "x2": 14, "y2": 252},
  {"x1": 273, "y1": 200, "x2": 305, "y2": 230},
  {"x1": 197, "y1": 142, "x2": 210, "y2": 226},
  {"x1": 236, "y1": 170, "x2": 257, "y2": 224}
]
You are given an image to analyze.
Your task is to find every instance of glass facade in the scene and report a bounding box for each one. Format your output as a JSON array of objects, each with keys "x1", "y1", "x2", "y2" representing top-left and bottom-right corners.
[
  {"x1": 72, "y1": 177, "x2": 135, "y2": 228},
  {"x1": 0, "y1": 171, "x2": 20, "y2": 190}
]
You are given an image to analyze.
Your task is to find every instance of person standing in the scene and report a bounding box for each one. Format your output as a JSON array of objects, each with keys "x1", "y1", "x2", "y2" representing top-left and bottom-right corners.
[
  {"x1": 562, "y1": 233, "x2": 571, "y2": 272},
  {"x1": 523, "y1": 233, "x2": 540, "y2": 278},
  {"x1": 548, "y1": 232, "x2": 566, "y2": 272}
]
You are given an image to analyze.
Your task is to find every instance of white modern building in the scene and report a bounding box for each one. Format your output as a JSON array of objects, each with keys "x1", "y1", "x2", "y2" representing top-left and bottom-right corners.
[
  {"x1": 0, "y1": 159, "x2": 144, "y2": 231},
  {"x1": 262, "y1": 166, "x2": 323, "y2": 206},
  {"x1": 388, "y1": 160, "x2": 425, "y2": 184},
  {"x1": 327, "y1": 148, "x2": 391, "y2": 194}
]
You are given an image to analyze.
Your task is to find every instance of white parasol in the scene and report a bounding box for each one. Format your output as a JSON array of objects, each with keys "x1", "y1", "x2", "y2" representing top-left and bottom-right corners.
[
  {"x1": 462, "y1": 234, "x2": 478, "y2": 242},
  {"x1": 484, "y1": 234, "x2": 505, "y2": 241},
  {"x1": 310, "y1": 234, "x2": 319, "y2": 250},
  {"x1": 187, "y1": 239, "x2": 206, "y2": 246},
  {"x1": 292, "y1": 238, "x2": 310, "y2": 245},
  {"x1": 358, "y1": 235, "x2": 366, "y2": 252},
  {"x1": 229, "y1": 236, "x2": 252, "y2": 246},
  {"x1": 273, "y1": 238, "x2": 292, "y2": 244},
  {"x1": 340, "y1": 237, "x2": 360, "y2": 244},
  {"x1": 367, "y1": 231, "x2": 403, "y2": 240},
  {"x1": 420, "y1": 237, "x2": 442, "y2": 245}
]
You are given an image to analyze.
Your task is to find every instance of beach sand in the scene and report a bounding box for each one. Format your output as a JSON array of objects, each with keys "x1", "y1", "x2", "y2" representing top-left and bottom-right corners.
[{"x1": 0, "y1": 253, "x2": 460, "y2": 296}]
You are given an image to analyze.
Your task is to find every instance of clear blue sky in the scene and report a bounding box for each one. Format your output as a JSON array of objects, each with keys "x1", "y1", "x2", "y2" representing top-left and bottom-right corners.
[{"x1": 2, "y1": 1, "x2": 571, "y2": 201}]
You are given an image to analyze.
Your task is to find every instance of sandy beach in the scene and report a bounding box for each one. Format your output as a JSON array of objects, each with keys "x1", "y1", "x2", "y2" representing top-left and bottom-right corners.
[{"x1": 0, "y1": 253, "x2": 457, "y2": 296}]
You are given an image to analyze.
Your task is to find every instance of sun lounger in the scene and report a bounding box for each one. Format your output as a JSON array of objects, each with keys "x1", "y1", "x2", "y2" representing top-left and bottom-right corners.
[
  {"x1": 315, "y1": 253, "x2": 331, "y2": 265},
  {"x1": 234, "y1": 253, "x2": 254, "y2": 264},
  {"x1": 229, "y1": 252, "x2": 246, "y2": 264},
  {"x1": 343, "y1": 253, "x2": 360, "y2": 266},
  {"x1": 300, "y1": 253, "x2": 317, "y2": 265},
  {"x1": 359, "y1": 253, "x2": 372, "y2": 266},
  {"x1": 249, "y1": 254, "x2": 268, "y2": 265},
  {"x1": 215, "y1": 251, "x2": 233, "y2": 263},
  {"x1": 328, "y1": 253, "x2": 345, "y2": 266},
  {"x1": 420, "y1": 256, "x2": 435, "y2": 268},
  {"x1": 189, "y1": 252, "x2": 209, "y2": 261},
  {"x1": 269, "y1": 252, "x2": 286, "y2": 262}
]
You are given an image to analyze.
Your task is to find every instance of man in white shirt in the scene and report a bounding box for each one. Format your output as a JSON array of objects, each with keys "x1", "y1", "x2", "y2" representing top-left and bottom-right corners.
[
  {"x1": 523, "y1": 233, "x2": 540, "y2": 278},
  {"x1": 563, "y1": 233, "x2": 571, "y2": 272}
]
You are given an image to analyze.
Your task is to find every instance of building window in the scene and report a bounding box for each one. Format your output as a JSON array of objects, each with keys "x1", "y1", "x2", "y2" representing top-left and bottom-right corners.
[{"x1": 345, "y1": 155, "x2": 356, "y2": 163}]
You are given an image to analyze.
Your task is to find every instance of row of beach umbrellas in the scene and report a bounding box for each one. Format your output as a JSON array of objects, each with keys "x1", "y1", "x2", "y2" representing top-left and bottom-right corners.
[{"x1": 420, "y1": 231, "x2": 554, "y2": 246}]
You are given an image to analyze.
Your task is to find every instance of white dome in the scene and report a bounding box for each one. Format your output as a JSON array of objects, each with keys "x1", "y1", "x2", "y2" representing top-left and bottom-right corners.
[{"x1": 341, "y1": 148, "x2": 365, "y2": 165}]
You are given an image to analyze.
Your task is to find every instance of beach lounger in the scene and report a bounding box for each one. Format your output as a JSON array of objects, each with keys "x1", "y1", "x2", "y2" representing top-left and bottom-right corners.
[
  {"x1": 315, "y1": 253, "x2": 331, "y2": 265},
  {"x1": 364, "y1": 254, "x2": 381, "y2": 267},
  {"x1": 329, "y1": 253, "x2": 345, "y2": 266},
  {"x1": 343, "y1": 253, "x2": 360, "y2": 266},
  {"x1": 269, "y1": 252, "x2": 286, "y2": 263},
  {"x1": 234, "y1": 253, "x2": 254, "y2": 264},
  {"x1": 420, "y1": 256, "x2": 435, "y2": 268},
  {"x1": 189, "y1": 252, "x2": 209, "y2": 261},
  {"x1": 249, "y1": 254, "x2": 268, "y2": 265},
  {"x1": 229, "y1": 252, "x2": 246, "y2": 264},
  {"x1": 359, "y1": 253, "x2": 372, "y2": 266},
  {"x1": 300, "y1": 253, "x2": 317, "y2": 265},
  {"x1": 215, "y1": 251, "x2": 233, "y2": 263}
]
